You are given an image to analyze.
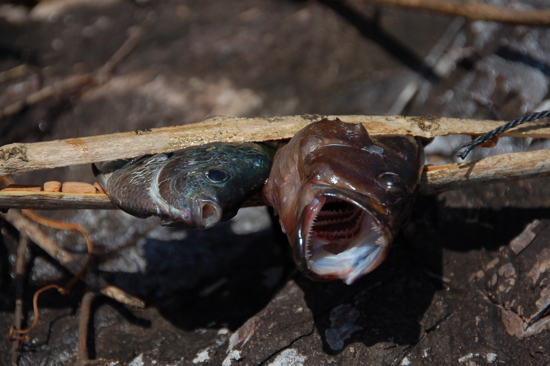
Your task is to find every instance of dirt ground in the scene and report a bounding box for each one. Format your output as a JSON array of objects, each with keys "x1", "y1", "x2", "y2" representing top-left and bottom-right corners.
[{"x1": 1, "y1": 0, "x2": 550, "y2": 365}]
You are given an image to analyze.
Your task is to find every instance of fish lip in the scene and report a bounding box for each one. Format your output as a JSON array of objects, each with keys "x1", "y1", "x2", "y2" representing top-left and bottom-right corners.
[
  {"x1": 295, "y1": 184, "x2": 392, "y2": 284},
  {"x1": 191, "y1": 198, "x2": 222, "y2": 230}
]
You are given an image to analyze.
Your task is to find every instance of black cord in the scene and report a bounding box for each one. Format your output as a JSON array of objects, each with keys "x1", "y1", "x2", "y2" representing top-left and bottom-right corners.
[{"x1": 455, "y1": 110, "x2": 550, "y2": 159}]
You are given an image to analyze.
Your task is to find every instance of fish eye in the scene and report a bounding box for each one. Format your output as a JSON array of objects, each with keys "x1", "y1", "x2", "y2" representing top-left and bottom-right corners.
[
  {"x1": 376, "y1": 172, "x2": 405, "y2": 194},
  {"x1": 206, "y1": 169, "x2": 229, "y2": 183}
]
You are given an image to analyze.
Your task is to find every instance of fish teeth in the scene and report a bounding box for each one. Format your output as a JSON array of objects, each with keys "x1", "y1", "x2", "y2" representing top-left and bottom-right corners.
[
  {"x1": 313, "y1": 208, "x2": 363, "y2": 229},
  {"x1": 314, "y1": 226, "x2": 359, "y2": 239}
]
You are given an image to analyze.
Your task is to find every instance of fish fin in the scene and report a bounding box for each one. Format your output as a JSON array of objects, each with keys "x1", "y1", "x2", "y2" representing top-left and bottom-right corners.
[
  {"x1": 92, "y1": 159, "x2": 131, "y2": 190},
  {"x1": 160, "y1": 218, "x2": 191, "y2": 228},
  {"x1": 92, "y1": 163, "x2": 108, "y2": 190},
  {"x1": 142, "y1": 153, "x2": 170, "y2": 165},
  {"x1": 91, "y1": 162, "x2": 101, "y2": 178},
  {"x1": 96, "y1": 159, "x2": 132, "y2": 174}
]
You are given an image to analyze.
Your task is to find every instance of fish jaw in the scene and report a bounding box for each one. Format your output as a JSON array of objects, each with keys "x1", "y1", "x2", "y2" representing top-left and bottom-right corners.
[
  {"x1": 294, "y1": 184, "x2": 393, "y2": 285},
  {"x1": 192, "y1": 198, "x2": 222, "y2": 230},
  {"x1": 157, "y1": 195, "x2": 222, "y2": 230}
]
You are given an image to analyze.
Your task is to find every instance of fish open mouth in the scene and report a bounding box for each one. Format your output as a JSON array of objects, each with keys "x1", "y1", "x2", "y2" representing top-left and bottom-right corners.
[
  {"x1": 191, "y1": 199, "x2": 222, "y2": 230},
  {"x1": 297, "y1": 185, "x2": 391, "y2": 285}
]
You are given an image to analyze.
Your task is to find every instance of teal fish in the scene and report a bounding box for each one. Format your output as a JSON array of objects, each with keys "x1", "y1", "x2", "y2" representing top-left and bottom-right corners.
[{"x1": 94, "y1": 143, "x2": 274, "y2": 229}]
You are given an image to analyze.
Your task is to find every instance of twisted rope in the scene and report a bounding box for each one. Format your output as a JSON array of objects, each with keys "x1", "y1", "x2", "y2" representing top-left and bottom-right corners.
[{"x1": 455, "y1": 110, "x2": 550, "y2": 159}]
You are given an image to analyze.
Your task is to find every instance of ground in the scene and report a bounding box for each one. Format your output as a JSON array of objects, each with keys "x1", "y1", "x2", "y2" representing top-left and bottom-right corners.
[{"x1": 1, "y1": 0, "x2": 550, "y2": 365}]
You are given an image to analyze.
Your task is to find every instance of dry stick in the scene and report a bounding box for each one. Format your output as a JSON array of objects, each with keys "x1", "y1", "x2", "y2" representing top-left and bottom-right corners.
[
  {"x1": 3, "y1": 177, "x2": 92, "y2": 295},
  {"x1": 95, "y1": 23, "x2": 149, "y2": 84},
  {"x1": 76, "y1": 293, "x2": 118, "y2": 366},
  {"x1": 0, "y1": 20, "x2": 149, "y2": 121},
  {"x1": 0, "y1": 65, "x2": 30, "y2": 84},
  {"x1": 77, "y1": 291, "x2": 97, "y2": 366},
  {"x1": 0, "y1": 209, "x2": 145, "y2": 308},
  {"x1": 1, "y1": 148, "x2": 550, "y2": 209},
  {"x1": 419, "y1": 148, "x2": 550, "y2": 194},
  {"x1": 0, "y1": 74, "x2": 94, "y2": 120},
  {"x1": 358, "y1": 0, "x2": 550, "y2": 26},
  {"x1": 10, "y1": 234, "x2": 29, "y2": 365},
  {"x1": 4, "y1": 114, "x2": 550, "y2": 175},
  {"x1": 0, "y1": 191, "x2": 113, "y2": 210},
  {"x1": 0, "y1": 190, "x2": 264, "y2": 210},
  {"x1": 7, "y1": 207, "x2": 140, "y2": 341},
  {"x1": 2, "y1": 210, "x2": 86, "y2": 275},
  {"x1": 21, "y1": 209, "x2": 93, "y2": 291}
]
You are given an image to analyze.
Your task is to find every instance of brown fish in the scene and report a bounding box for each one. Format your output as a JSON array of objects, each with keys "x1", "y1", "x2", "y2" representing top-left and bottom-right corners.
[{"x1": 263, "y1": 118, "x2": 424, "y2": 284}]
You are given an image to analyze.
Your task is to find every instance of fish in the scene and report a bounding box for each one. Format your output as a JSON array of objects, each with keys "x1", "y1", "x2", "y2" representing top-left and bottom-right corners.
[
  {"x1": 93, "y1": 142, "x2": 274, "y2": 230},
  {"x1": 263, "y1": 118, "x2": 424, "y2": 284}
]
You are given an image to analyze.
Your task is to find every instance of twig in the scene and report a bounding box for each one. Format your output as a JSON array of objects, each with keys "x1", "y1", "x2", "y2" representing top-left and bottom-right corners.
[
  {"x1": 21, "y1": 209, "x2": 94, "y2": 291},
  {"x1": 0, "y1": 65, "x2": 30, "y2": 84},
  {"x1": 2, "y1": 210, "x2": 85, "y2": 275},
  {"x1": 419, "y1": 149, "x2": 550, "y2": 194},
  {"x1": 77, "y1": 291, "x2": 97, "y2": 365},
  {"x1": 7, "y1": 207, "x2": 126, "y2": 341},
  {"x1": 95, "y1": 21, "x2": 150, "y2": 84},
  {"x1": 0, "y1": 148, "x2": 550, "y2": 209},
  {"x1": 3, "y1": 114, "x2": 550, "y2": 175},
  {"x1": 0, "y1": 74, "x2": 94, "y2": 120},
  {"x1": 0, "y1": 19, "x2": 149, "y2": 120},
  {"x1": 0, "y1": 190, "x2": 264, "y2": 210},
  {"x1": 10, "y1": 234, "x2": 29, "y2": 365},
  {"x1": 0, "y1": 210, "x2": 145, "y2": 308},
  {"x1": 356, "y1": 0, "x2": 550, "y2": 26}
]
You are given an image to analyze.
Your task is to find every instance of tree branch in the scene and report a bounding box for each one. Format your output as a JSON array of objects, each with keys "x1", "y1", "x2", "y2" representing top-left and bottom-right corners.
[
  {"x1": 356, "y1": 0, "x2": 550, "y2": 27},
  {"x1": 0, "y1": 18, "x2": 149, "y2": 120},
  {"x1": 419, "y1": 148, "x2": 550, "y2": 194},
  {"x1": 2, "y1": 114, "x2": 550, "y2": 175},
  {"x1": 0, "y1": 148, "x2": 550, "y2": 208},
  {"x1": 0, "y1": 210, "x2": 145, "y2": 308}
]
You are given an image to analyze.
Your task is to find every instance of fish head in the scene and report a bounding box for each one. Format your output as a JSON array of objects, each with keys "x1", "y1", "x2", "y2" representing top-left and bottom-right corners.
[
  {"x1": 266, "y1": 119, "x2": 422, "y2": 284},
  {"x1": 294, "y1": 183, "x2": 394, "y2": 284},
  {"x1": 157, "y1": 143, "x2": 274, "y2": 229},
  {"x1": 158, "y1": 168, "x2": 224, "y2": 229}
]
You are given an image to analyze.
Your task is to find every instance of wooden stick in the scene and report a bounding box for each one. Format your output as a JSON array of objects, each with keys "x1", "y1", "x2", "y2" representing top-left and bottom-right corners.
[
  {"x1": 0, "y1": 148, "x2": 549, "y2": 209},
  {"x1": 0, "y1": 210, "x2": 145, "y2": 308},
  {"x1": 77, "y1": 291, "x2": 97, "y2": 365},
  {"x1": 0, "y1": 74, "x2": 94, "y2": 120},
  {"x1": 0, "y1": 190, "x2": 265, "y2": 210},
  {"x1": 0, "y1": 65, "x2": 30, "y2": 84},
  {"x1": 2, "y1": 114, "x2": 550, "y2": 175},
  {"x1": 0, "y1": 192, "x2": 112, "y2": 210},
  {"x1": 419, "y1": 149, "x2": 550, "y2": 194},
  {"x1": 10, "y1": 234, "x2": 29, "y2": 366},
  {"x1": 357, "y1": 0, "x2": 550, "y2": 26},
  {"x1": 0, "y1": 18, "x2": 149, "y2": 121}
]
